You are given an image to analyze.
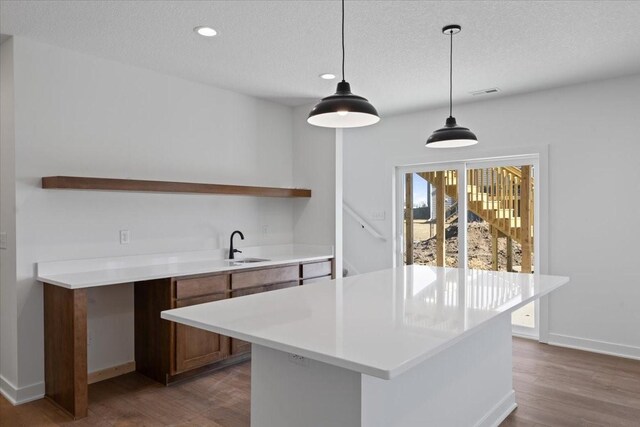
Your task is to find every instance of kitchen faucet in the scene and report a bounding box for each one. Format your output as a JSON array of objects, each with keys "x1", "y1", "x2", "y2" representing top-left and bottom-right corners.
[{"x1": 229, "y1": 230, "x2": 245, "y2": 259}]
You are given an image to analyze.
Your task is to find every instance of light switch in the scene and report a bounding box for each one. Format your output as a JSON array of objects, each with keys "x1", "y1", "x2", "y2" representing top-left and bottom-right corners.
[
  {"x1": 120, "y1": 230, "x2": 130, "y2": 245},
  {"x1": 0, "y1": 232, "x2": 7, "y2": 249}
]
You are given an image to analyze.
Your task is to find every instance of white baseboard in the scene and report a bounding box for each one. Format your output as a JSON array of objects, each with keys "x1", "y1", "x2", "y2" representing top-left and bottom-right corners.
[
  {"x1": 548, "y1": 333, "x2": 640, "y2": 361},
  {"x1": 512, "y1": 329, "x2": 538, "y2": 341},
  {"x1": 0, "y1": 375, "x2": 44, "y2": 405},
  {"x1": 0, "y1": 360, "x2": 135, "y2": 406},
  {"x1": 475, "y1": 389, "x2": 517, "y2": 427}
]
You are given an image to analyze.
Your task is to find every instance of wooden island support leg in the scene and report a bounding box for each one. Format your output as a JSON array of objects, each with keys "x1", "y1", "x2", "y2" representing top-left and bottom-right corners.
[{"x1": 43, "y1": 283, "x2": 88, "y2": 419}]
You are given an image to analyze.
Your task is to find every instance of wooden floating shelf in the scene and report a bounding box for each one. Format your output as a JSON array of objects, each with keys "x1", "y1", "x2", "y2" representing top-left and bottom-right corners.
[{"x1": 41, "y1": 176, "x2": 311, "y2": 198}]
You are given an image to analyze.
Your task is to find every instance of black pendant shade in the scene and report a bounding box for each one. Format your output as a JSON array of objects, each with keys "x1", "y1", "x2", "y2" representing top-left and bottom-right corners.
[
  {"x1": 307, "y1": 81, "x2": 380, "y2": 128},
  {"x1": 426, "y1": 116, "x2": 477, "y2": 148},
  {"x1": 307, "y1": 0, "x2": 379, "y2": 128},
  {"x1": 426, "y1": 24, "x2": 478, "y2": 148}
]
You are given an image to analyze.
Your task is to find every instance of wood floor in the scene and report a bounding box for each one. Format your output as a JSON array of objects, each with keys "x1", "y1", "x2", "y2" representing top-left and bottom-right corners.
[{"x1": 1, "y1": 338, "x2": 639, "y2": 426}]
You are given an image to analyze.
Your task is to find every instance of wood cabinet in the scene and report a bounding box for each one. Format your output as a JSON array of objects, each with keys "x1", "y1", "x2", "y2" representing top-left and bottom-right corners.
[
  {"x1": 175, "y1": 275, "x2": 228, "y2": 299},
  {"x1": 134, "y1": 258, "x2": 333, "y2": 384},
  {"x1": 173, "y1": 274, "x2": 231, "y2": 374},
  {"x1": 174, "y1": 293, "x2": 230, "y2": 373},
  {"x1": 267, "y1": 281, "x2": 299, "y2": 292},
  {"x1": 300, "y1": 259, "x2": 334, "y2": 285}
]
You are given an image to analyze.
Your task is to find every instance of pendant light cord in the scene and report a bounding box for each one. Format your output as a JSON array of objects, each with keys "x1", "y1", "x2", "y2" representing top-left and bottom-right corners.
[
  {"x1": 449, "y1": 30, "x2": 453, "y2": 118},
  {"x1": 342, "y1": 0, "x2": 345, "y2": 82}
]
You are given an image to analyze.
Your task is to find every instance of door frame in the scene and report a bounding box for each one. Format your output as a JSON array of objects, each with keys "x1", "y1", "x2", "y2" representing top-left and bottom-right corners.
[{"x1": 393, "y1": 152, "x2": 547, "y2": 340}]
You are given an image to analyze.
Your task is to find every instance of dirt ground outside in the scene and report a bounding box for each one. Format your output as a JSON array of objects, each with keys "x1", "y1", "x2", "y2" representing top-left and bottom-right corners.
[{"x1": 405, "y1": 219, "x2": 525, "y2": 271}]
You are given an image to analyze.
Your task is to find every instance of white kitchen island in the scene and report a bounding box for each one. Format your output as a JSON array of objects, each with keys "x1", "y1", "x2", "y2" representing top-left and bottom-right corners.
[{"x1": 162, "y1": 266, "x2": 569, "y2": 427}]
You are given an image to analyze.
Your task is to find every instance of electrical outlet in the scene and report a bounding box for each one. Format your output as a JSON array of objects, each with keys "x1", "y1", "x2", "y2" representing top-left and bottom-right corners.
[
  {"x1": 120, "y1": 230, "x2": 130, "y2": 245},
  {"x1": 288, "y1": 353, "x2": 309, "y2": 367},
  {"x1": 262, "y1": 225, "x2": 269, "y2": 234},
  {"x1": 0, "y1": 232, "x2": 7, "y2": 250},
  {"x1": 371, "y1": 210, "x2": 386, "y2": 221}
]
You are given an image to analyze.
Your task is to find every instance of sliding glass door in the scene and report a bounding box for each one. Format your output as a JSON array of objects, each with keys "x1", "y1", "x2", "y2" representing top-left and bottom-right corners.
[
  {"x1": 398, "y1": 156, "x2": 540, "y2": 337},
  {"x1": 403, "y1": 169, "x2": 458, "y2": 267}
]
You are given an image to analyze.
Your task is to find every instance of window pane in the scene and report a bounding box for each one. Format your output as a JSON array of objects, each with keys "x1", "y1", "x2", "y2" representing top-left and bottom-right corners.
[
  {"x1": 404, "y1": 170, "x2": 457, "y2": 267},
  {"x1": 465, "y1": 165, "x2": 535, "y2": 328}
]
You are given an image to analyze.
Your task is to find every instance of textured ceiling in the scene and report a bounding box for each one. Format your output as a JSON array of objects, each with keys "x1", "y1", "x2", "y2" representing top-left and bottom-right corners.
[{"x1": 2, "y1": 1, "x2": 640, "y2": 115}]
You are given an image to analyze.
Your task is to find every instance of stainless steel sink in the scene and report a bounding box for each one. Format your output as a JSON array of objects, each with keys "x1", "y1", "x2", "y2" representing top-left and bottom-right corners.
[{"x1": 229, "y1": 257, "x2": 270, "y2": 265}]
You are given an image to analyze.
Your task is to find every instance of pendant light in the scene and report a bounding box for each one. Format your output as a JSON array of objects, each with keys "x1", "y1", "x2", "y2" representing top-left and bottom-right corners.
[
  {"x1": 307, "y1": 0, "x2": 380, "y2": 128},
  {"x1": 426, "y1": 25, "x2": 478, "y2": 148}
]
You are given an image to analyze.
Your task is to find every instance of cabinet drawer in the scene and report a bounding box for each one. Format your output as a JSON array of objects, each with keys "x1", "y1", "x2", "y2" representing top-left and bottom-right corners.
[
  {"x1": 301, "y1": 276, "x2": 332, "y2": 286},
  {"x1": 231, "y1": 285, "x2": 266, "y2": 298},
  {"x1": 266, "y1": 281, "x2": 299, "y2": 292},
  {"x1": 175, "y1": 292, "x2": 227, "y2": 308},
  {"x1": 231, "y1": 265, "x2": 298, "y2": 290},
  {"x1": 175, "y1": 274, "x2": 229, "y2": 300},
  {"x1": 301, "y1": 260, "x2": 332, "y2": 279}
]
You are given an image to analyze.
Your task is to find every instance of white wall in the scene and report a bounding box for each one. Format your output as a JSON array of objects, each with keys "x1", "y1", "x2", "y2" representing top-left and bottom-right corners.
[
  {"x1": 292, "y1": 104, "x2": 335, "y2": 246},
  {"x1": 0, "y1": 37, "x2": 19, "y2": 401},
  {"x1": 4, "y1": 37, "x2": 298, "y2": 398},
  {"x1": 343, "y1": 73, "x2": 640, "y2": 358}
]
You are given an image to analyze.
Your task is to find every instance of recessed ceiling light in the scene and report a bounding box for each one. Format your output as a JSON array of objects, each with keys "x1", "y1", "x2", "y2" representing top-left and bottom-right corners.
[
  {"x1": 194, "y1": 26, "x2": 217, "y2": 37},
  {"x1": 319, "y1": 73, "x2": 336, "y2": 80}
]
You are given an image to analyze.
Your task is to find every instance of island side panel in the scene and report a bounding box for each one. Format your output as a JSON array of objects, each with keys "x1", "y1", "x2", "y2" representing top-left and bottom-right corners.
[
  {"x1": 361, "y1": 315, "x2": 516, "y2": 427},
  {"x1": 251, "y1": 345, "x2": 362, "y2": 427},
  {"x1": 43, "y1": 283, "x2": 88, "y2": 419}
]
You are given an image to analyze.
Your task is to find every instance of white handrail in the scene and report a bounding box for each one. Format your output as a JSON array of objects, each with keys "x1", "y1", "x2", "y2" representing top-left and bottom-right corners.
[{"x1": 343, "y1": 202, "x2": 386, "y2": 241}]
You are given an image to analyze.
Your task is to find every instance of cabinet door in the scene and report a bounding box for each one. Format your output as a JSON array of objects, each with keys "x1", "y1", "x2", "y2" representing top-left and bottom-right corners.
[{"x1": 174, "y1": 293, "x2": 230, "y2": 374}]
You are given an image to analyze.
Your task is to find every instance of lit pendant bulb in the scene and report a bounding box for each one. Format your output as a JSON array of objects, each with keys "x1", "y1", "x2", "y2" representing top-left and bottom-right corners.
[
  {"x1": 426, "y1": 25, "x2": 478, "y2": 148},
  {"x1": 307, "y1": 0, "x2": 379, "y2": 128}
]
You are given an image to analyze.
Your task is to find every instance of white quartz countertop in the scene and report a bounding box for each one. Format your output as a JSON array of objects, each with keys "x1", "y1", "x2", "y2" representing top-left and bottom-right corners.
[
  {"x1": 162, "y1": 265, "x2": 569, "y2": 380},
  {"x1": 37, "y1": 245, "x2": 333, "y2": 289}
]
